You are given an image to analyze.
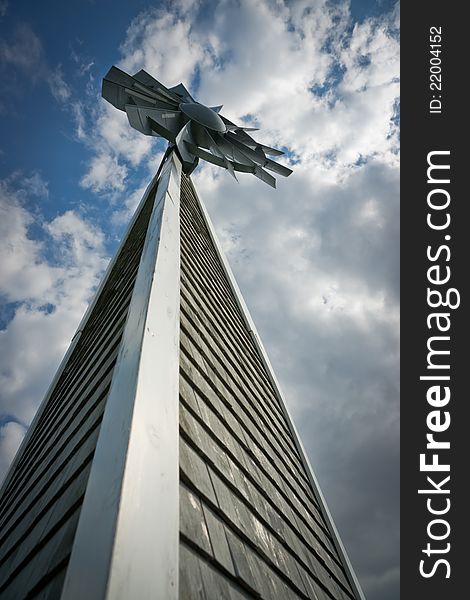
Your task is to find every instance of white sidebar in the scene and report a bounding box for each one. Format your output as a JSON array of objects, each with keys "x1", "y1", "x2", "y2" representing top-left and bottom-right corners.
[{"x1": 61, "y1": 152, "x2": 182, "y2": 600}]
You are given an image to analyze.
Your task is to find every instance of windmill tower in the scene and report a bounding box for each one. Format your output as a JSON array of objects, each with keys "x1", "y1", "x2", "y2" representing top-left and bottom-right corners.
[{"x1": 0, "y1": 67, "x2": 365, "y2": 600}]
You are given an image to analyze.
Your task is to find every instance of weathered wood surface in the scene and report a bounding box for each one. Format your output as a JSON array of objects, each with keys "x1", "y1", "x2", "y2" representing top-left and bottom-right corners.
[
  {"x1": 179, "y1": 174, "x2": 356, "y2": 600},
  {"x1": 0, "y1": 187, "x2": 157, "y2": 599}
]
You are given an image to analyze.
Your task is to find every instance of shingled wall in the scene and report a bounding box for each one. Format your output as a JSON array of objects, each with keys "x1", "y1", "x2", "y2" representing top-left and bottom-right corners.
[
  {"x1": 0, "y1": 186, "x2": 157, "y2": 600},
  {"x1": 179, "y1": 174, "x2": 357, "y2": 600},
  {"x1": 0, "y1": 157, "x2": 359, "y2": 600}
]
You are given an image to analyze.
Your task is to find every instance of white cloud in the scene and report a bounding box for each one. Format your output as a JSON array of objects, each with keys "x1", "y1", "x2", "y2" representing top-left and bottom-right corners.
[
  {"x1": 119, "y1": 6, "x2": 206, "y2": 86},
  {"x1": 1, "y1": 2, "x2": 399, "y2": 597},
  {"x1": 0, "y1": 421, "x2": 25, "y2": 483},
  {"x1": 0, "y1": 23, "x2": 42, "y2": 69},
  {"x1": 21, "y1": 171, "x2": 49, "y2": 198},
  {"x1": 95, "y1": 104, "x2": 153, "y2": 167},
  {"x1": 71, "y1": 101, "x2": 87, "y2": 140},
  {"x1": 0, "y1": 23, "x2": 72, "y2": 105},
  {"x1": 0, "y1": 176, "x2": 108, "y2": 482},
  {"x1": 79, "y1": 0, "x2": 399, "y2": 201},
  {"x1": 80, "y1": 152, "x2": 128, "y2": 194},
  {"x1": 96, "y1": 3, "x2": 398, "y2": 597},
  {"x1": 0, "y1": 179, "x2": 56, "y2": 302},
  {"x1": 0, "y1": 0, "x2": 8, "y2": 18},
  {"x1": 47, "y1": 64, "x2": 71, "y2": 102}
]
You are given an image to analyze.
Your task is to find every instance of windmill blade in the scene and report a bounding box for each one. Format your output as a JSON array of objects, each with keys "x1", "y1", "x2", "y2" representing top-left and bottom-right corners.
[
  {"x1": 190, "y1": 127, "x2": 240, "y2": 180},
  {"x1": 185, "y1": 142, "x2": 226, "y2": 168},
  {"x1": 254, "y1": 166, "x2": 276, "y2": 188},
  {"x1": 103, "y1": 66, "x2": 178, "y2": 111},
  {"x1": 102, "y1": 66, "x2": 140, "y2": 110},
  {"x1": 225, "y1": 143, "x2": 257, "y2": 170},
  {"x1": 220, "y1": 113, "x2": 259, "y2": 133},
  {"x1": 175, "y1": 122, "x2": 199, "y2": 173},
  {"x1": 212, "y1": 137, "x2": 237, "y2": 162},
  {"x1": 132, "y1": 82, "x2": 179, "y2": 107},
  {"x1": 245, "y1": 145, "x2": 293, "y2": 176},
  {"x1": 125, "y1": 104, "x2": 154, "y2": 136},
  {"x1": 210, "y1": 134, "x2": 252, "y2": 167},
  {"x1": 220, "y1": 115, "x2": 250, "y2": 133},
  {"x1": 225, "y1": 158, "x2": 238, "y2": 181},
  {"x1": 125, "y1": 88, "x2": 159, "y2": 105},
  {"x1": 231, "y1": 140, "x2": 292, "y2": 177},
  {"x1": 253, "y1": 146, "x2": 266, "y2": 158},
  {"x1": 148, "y1": 117, "x2": 177, "y2": 143},
  {"x1": 188, "y1": 129, "x2": 255, "y2": 173},
  {"x1": 148, "y1": 108, "x2": 184, "y2": 136},
  {"x1": 230, "y1": 129, "x2": 286, "y2": 156},
  {"x1": 232, "y1": 162, "x2": 255, "y2": 174},
  {"x1": 229, "y1": 128, "x2": 258, "y2": 148},
  {"x1": 220, "y1": 114, "x2": 237, "y2": 128},
  {"x1": 190, "y1": 125, "x2": 226, "y2": 164},
  {"x1": 125, "y1": 105, "x2": 183, "y2": 139},
  {"x1": 224, "y1": 134, "x2": 268, "y2": 165},
  {"x1": 227, "y1": 133, "x2": 292, "y2": 177},
  {"x1": 186, "y1": 139, "x2": 248, "y2": 180},
  {"x1": 102, "y1": 65, "x2": 292, "y2": 187},
  {"x1": 195, "y1": 131, "x2": 233, "y2": 178},
  {"x1": 262, "y1": 159, "x2": 293, "y2": 177},
  {"x1": 169, "y1": 83, "x2": 194, "y2": 103},
  {"x1": 126, "y1": 84, "x2": 178, "y2": 108},
  {"x1": 186, "y1": 130, "x2": 253, "y2": 178},
  {"x1": 224, "y1": 124, "x2": 239, "y2": 132},
  {"x1": 256, "y1": 144, "x2": 285, "y2": 157},
  {"x1": 133, "y1": 70, "x2": 181, "y2": 104}
]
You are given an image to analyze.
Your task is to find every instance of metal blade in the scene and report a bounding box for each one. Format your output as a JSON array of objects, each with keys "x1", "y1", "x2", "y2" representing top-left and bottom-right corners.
[
  {"x1": 226, "y1": 133, "x2": 292, "y2": 177},
  {"x1": 175, "y1": 122, "x2": 199, "y2": 173},
  {"x1": 168, "y1": 83, "x2": 194, "y2": 103},
  {"x1": 126, "y1": 105, "x2": 183, "y2": 140},
  {"x1": 102, "y1": 66, "x2": 139, "y2": 110},
  {"x1": 254, "y1": 166, "x2": 276, "y2": 188},
  {"x1": 133, "y1": 69, "x2": 181, "y2": 103},
  {"x1": 147, "y1": 117, "x2": 177, "y2": 143},
  {"x1": 185, "y1": 142, "x2": 226, "y2": 168},
  {"x1": 257, "y1": 144, "x2": 285, "y2": 156}
]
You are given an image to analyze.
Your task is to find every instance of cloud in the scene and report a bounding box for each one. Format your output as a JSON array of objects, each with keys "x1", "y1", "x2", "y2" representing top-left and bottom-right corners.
[
  {"x1": 80, "y1": 0, "x2": 398, "y2": 198},
  {"x1": 80, "y1": 151, "x2": 129, "y2": 194},
  {"x1": 193, "y1": 159, "x2": 399, "y2": 600},
  {"x1": 70, "y1": 43, "x2": 95, "y2": 77},
  {"x1": 47, "y1": 64, "x2": 71, "y2": 102},
  {"x1": 0, "y1": 178, "x2": 56, "y2": 303},
  {"x1": 0, "y1": 421, "x2": 24, "y2": 483},
  {"x1": 20, "y1": 171, "x2": 49, "y2": 198},
  {"x1": 0, "y1": 0, "x2": 8, "y2": 18},
  {"x1": 99, "y1": 2, "x2": 397, "y2": 597},
  {"x1": 78, "y1": 98, "x2": 156, "y2": 199},
  {"x1": 0, "y1": 175, "x2": 108, "y2": 482},
  {"x1": 0, "y1": 24, "x2": 71, "y2": 104},
  {"x1": 119, "y1": 4, "x2": 207, "y2": 86},
  {"x1": 0, "y1": 23, "x2": 43, "y2": 69},
  {"x1": 1, "y1": 2, "x2": 399, "y2": 598}
]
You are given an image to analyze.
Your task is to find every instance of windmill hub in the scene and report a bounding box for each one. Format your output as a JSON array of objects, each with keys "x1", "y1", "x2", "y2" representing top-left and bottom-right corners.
[
  {"x1": 179, "y1": 102, "x2": 226, "y2": 133},
  {"x1": 102, "y1": 66, "x2": 293, "y2": 187}
]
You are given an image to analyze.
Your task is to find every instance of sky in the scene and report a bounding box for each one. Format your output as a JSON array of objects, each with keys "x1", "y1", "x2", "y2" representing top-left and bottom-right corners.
[{"x1": 0, "y1": 1, "x2": 399, "y2": 598}]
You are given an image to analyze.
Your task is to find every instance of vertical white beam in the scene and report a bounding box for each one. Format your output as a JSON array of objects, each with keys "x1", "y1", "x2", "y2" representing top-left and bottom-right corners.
[
  {"x1": 0, "y1": 170, "x2": 162, "y2": 496},
  {"x1": 190, "y1": 177, "x2": 366, "y2": 600},
  {"x1": 61, "y1": 152, "x2": 181, "y2": 600}
]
